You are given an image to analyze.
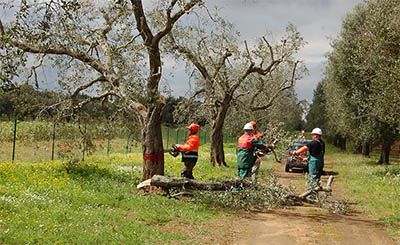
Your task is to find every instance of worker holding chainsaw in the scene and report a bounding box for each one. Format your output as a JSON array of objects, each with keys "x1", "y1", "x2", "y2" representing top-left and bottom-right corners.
[
  {"x1": 169, "y1": 123, "x2": 200, "y2": 179},
  {"x1": 237, "y1": 123, "x2": 270, "y2": 180},
  {"x1": 293, "y1": 128, "x2": 325, "y2": 191}
]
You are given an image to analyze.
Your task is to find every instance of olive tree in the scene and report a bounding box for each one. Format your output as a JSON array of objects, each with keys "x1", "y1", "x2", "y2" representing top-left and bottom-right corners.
[
  {"x1": 168, "y1": 13, "x2": 305, "y2": 166},
  {"x1": 324, "y1": 0, "x2": 400, "y2": 163},
  {"x1": 0, "y1": 0, "x2": 203, "y2": 179}
]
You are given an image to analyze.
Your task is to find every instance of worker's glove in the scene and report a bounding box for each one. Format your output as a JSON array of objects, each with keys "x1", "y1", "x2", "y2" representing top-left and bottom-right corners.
[
  {"x1": 254, "y1": 150, "x2": 265, "y2": 157},
  {"x1": 300, "y1": 157, "x2": 308, "y2": 161}
]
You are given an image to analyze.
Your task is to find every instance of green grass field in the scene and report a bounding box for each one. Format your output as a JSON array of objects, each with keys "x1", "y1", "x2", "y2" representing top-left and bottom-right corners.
[
  {"x1": 0, "y1": 144, "x2": 240, "y2": 244},
  {"x1": 330, "y1": 146, "x2": 400, "y2": 237},
  {"x1": 1, "y1": 141, "x2": 400, "y2": 243}
]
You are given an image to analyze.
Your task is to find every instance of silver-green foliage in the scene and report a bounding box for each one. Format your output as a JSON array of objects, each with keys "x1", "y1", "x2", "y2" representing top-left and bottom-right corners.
[{"x1": 324, "y1": 0, "x2": 400, "y2": 148}]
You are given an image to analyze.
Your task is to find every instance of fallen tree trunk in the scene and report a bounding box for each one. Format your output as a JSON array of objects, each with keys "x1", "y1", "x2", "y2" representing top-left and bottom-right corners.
[
  {"x1": 137, "y1": 175, "x2": 252, "y2": 191},
  {"x1": 138, "y1": 175, "x2": 334, "y2": 198}
]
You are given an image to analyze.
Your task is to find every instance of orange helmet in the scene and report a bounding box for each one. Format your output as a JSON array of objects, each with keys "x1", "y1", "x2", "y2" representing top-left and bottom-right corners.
[
  {"x1": 249, "y1": 121, "x2": 257, "y2": 127},
  {"x1": 187, "y1": 123, "x2": 200, "y2": 133}
]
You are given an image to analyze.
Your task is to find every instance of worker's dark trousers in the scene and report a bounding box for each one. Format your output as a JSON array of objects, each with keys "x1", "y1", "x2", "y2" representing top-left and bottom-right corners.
[{"x1": 181, "y1": 161, "x2": 196, "y2": 179}]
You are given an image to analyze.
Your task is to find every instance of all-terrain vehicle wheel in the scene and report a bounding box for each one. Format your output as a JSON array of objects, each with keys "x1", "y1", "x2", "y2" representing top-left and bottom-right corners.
[{"x1": 285, "y1": 163, "x2": 291, "y2": 172}]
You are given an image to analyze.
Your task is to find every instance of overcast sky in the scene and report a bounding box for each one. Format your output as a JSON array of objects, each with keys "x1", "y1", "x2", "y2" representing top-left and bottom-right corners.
[{"x1": 165, "y1": 0, "x2": 363, "y2": 102}]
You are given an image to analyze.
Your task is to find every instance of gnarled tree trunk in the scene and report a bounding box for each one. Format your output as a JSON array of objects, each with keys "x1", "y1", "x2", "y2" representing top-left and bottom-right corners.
[
  {"x1": 131, "y1": 0, "x2": 203, "y2": 180},
  {"x1": 210, "y1": 98, "x2": 231, "y2": 167},
  {"x1": 142, "y1": 100, "x2": 165, "y2": 180}
]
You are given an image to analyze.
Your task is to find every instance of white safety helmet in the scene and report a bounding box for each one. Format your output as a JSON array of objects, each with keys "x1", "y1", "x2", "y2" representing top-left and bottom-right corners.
[
  {"x1": 311, "y1": 128, "x2": 322, "y2": 136},
  {"x1": 243, "y1": 123, "x2": 254, "y2": 131}
]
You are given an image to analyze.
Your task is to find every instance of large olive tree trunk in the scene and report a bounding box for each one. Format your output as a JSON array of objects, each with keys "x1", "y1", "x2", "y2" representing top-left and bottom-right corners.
[
  {"x1": 131, "y1": 0, "x2": 202, "y2": 180},
  {"x1": 210, "y1": 98, "x2": 231, "y2": 167},
  {"x1": 141, "y1": 101, "x2": 165, "y2": 180}
]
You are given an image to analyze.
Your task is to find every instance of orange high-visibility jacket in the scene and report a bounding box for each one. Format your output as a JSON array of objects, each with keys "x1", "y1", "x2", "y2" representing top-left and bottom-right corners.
[{"x1": 178, "y1": 134, "x2": 199, "y2": 152}]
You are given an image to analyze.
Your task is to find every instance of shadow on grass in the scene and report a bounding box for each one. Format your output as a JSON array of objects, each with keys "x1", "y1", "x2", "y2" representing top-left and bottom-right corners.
[{"x1": 323, "y1": 170, "x2": 339, "y2": 176}]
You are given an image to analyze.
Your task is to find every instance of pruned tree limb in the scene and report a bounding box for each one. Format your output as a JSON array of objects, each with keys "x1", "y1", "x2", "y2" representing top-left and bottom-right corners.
[
  {"x1": 73, "y1": 91, "x2": 118, "y2": 111},
  {"x1": 26, "y1": 54, "x2": 47, "y2": 88},
  {"x1": 131, "y1": 0, "x2": 154, "y2": 45},
  {"x1": 116, "y1": 33, "x2": 141, "y2": 52},
  {"x1": 0, "y1": 19, "x2": 4, "y2": 36},
  {"x1": 154, "y1": 0, "x2": 202, "y2": 44},
  {"x1": 169, "y1": 33, "x2": 211, "y2": 81},
  {"x1": 262, "y1": 36, "x2": 274, "y2": 61},
  {"x1": 12, "y1": 41, "x2": 106, "y2": 75},
  {"x1": 71, "y1": 76, "x2": 106, "y2": 99},
  {"x1": 250, "y1": 61, "x2": 299, "y2": 111},
  {"x1": 244, "y1": 40, "x2": 254, "y2": 64}
]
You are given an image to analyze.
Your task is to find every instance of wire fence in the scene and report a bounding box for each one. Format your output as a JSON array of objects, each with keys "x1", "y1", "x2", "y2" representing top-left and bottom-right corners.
[{"x1": 0, "y1": 119, "x2": 238, "y2": 163}]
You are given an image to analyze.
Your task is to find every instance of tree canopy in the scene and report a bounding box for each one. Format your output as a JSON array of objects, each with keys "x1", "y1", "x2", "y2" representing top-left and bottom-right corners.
[{"x1": 322, "y1": 0, "x2": 400, "y2": 163}]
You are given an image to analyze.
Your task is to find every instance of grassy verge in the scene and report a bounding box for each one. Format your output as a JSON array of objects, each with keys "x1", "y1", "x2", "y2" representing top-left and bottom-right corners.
[
  {"x1": 330, "y1": 146, "x2": 400, "y2": 238},
  {"x1": 0, "y1": 144, "x2": 240, "y2": 244}
]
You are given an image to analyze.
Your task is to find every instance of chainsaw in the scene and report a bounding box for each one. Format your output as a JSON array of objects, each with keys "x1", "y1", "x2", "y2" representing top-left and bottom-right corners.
[
  {"x1": 168, "y1": 144, "x2": 180, "y2": 157},
  {"x1": 255, "y1": 133, "x2": 281, "y2": 163}
]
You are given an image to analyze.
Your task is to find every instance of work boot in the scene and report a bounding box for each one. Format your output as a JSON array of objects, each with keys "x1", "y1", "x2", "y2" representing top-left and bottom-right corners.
[
  {"x1": 188, "y1": 171, "x2": 195, "y2": 180},
  {"x1": 181, "y1": 171, "x2": 191, "y2": 178}
]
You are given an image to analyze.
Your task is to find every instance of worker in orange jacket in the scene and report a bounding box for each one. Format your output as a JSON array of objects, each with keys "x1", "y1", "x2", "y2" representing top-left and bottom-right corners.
[
  {"x1": 237, "y1": 123, "x2": 269, "y2": 180},
  {"x1": 175, "y1": 123, "x2": 200, "y2": 179}
]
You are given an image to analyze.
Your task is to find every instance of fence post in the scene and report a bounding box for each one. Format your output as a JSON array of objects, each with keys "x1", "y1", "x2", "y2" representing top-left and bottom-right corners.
[
  {"x1": 107, "y1": 137, "x2": 111, "y2": 156},
  {"x1": 51, "y1": 121, "x2": 56, "y2": 161},
  {"x1": 82, "y1": 123, "x2": 87, "y2": 161},
  {"x1": 12, "y1": 117, "x2": 17, "y2": 162},
  {"x1": 126, "y1": 134, "x2": 130, "y2": 154}
]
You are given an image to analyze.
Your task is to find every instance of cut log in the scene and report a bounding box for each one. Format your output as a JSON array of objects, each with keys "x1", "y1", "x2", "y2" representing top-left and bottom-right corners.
[{"x1": 137, "y1": 175, "x2": 252, "y2": 191}]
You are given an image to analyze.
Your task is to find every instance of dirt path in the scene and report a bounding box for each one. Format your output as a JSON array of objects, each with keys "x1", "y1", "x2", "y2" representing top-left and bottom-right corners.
[{"x1": 232, "y1": 157, "x2": 399, "y2": 245}]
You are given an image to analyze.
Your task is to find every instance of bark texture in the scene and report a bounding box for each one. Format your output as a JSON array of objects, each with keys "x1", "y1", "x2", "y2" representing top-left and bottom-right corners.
[{"x1": 146, "y1": 175, "x2": 252, "y2": 191}]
